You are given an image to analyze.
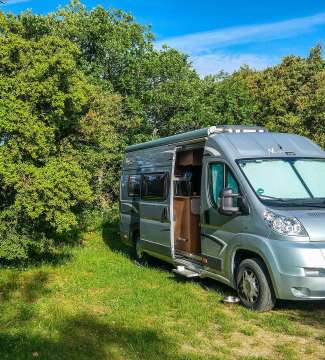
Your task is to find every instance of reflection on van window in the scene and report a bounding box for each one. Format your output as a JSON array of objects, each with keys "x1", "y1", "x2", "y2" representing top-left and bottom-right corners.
[
  {"x1": 239, "y1": 158, "x2": 325, "y2": 203},
  {"x1": 128, "y1": 175, "x2": 141, "y2": 197},
  {"x1": 141, "y1": 173, "x2": 167, "y2": 201},
  {"x1": 294, "y1": 160, "x2": 325, "y2": 198}
]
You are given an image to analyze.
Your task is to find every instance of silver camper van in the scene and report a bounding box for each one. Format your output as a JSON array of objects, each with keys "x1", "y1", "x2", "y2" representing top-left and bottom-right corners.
[{"x1": 120, "y1": 125, "x2": 325, "y2": 311}]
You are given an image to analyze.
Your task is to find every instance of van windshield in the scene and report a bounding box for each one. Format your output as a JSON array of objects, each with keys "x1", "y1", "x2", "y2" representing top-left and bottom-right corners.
[{"x1": 238, "y1": 158, "x2": 325, "y2": 206}]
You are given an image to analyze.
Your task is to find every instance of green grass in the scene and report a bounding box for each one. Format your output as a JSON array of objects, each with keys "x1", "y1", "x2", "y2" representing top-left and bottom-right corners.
[{"x1": 1, "y1": 220, "x2": 325, "y2": 360}]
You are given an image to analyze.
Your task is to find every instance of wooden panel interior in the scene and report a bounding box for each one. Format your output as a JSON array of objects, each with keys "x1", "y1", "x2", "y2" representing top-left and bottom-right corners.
[
  {"x1": 173, "y1": 148, "x2": 203, "y2": 256},
  {"x1": 174, "y1": 196, "x2": 201, "y2": 254},
  {"x1": 175, "y1": 149, "x2": 203, "y2": 175},
  {"x1": 177, "y1": 149, "x2": 203, "y2": 167}
]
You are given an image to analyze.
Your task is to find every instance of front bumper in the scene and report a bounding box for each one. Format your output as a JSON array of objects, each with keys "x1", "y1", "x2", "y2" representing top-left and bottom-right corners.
[
  {"x1": 270, "y1": 240, "x2": 325, "y2": 300},
  {"x1": 278, "y1": 273, "x2": 325, "y2": 300}
]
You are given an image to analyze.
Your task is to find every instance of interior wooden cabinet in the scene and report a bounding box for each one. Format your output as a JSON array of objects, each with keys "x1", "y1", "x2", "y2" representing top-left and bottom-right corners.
[
  {"x1": 174, "y1": 196, "x2": 201, "y2": 254},
  {"x1": 176, "y1": 149, "x2": 203, "y2": 167},
  {"x1": 173, "y1": 148, "x2": 203, "y2": 256}
]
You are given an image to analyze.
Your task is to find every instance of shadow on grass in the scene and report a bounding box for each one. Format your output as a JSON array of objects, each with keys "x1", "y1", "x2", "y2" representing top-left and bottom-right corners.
[
  {"x1": 0, "y1": 270, "x2": 51, "y2": 324},
  {"x1": 275, "y1": 299, "x2": 325, "y2": 327},
  {"x1": 101, "y1": 219, "x2": 131, "y2": 255},
  {"x1": 0, "y1": 270, "x2": 50, "y2": 303},
  {"x1": 0, "y1": 313, "x2": 186, "y2": 360},
  {"x1": 102, "y1": 219, "x2": 234, "y2": 293},
  {"x1": 0, "y1": 244, "x2": 73, "y2": 269}
]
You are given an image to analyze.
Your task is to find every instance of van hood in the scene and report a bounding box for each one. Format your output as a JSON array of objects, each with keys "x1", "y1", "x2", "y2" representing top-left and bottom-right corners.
[{"x1": 287, "y1": 209, "x2": 325, "y2": 242}]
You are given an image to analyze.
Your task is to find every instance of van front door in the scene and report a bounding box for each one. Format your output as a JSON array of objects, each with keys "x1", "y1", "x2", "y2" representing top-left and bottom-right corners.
[{"x1": 200, "y1": 158, "x2": 243, "y2": 276}]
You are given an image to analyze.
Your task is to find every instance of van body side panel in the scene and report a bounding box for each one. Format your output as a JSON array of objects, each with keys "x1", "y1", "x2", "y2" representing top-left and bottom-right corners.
[{"x1": 138, "y1": 199, "x2": 171, "y2": 257}]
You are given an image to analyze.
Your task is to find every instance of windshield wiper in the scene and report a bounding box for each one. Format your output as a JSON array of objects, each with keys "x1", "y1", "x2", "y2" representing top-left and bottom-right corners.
[
  {"x1": 259, "y1": 195, "x2": 325, "y2": 208},
  {"x1": 287, "y1": 202, "x2": 325, "y2": 209}
]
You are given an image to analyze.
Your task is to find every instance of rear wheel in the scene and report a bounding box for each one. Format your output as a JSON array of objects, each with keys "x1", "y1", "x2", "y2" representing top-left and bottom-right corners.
[{"x1": 236, "y1": 258, "x2": 275, "y2": 312}]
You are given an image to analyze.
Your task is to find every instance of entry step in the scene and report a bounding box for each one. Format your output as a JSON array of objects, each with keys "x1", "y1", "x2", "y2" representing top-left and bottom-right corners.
[{"x1": 173, "y1": 266, "x2": 200, "y2": 278}]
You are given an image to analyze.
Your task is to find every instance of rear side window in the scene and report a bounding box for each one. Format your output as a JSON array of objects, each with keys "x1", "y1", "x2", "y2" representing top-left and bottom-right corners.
[
  {"x1": 141, "y1": 173, "x2": 168, "y2": 201},
  {"x1": 128, "y1": 175, "x2": 141, "y2": 197}
]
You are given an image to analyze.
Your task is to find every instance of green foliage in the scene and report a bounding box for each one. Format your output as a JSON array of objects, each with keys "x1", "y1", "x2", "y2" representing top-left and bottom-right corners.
[
  {"x1": 0, "y1": 1, "x2": 325, "y2": 260},
  {"x1": 241, "y1": 44, "x2": 325, "y2": 143},
  {"x1": 0, "y1": 6, "x2": 126, "y2": 260}
]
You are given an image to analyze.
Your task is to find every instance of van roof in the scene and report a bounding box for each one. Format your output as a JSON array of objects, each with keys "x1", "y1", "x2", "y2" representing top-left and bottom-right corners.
[
  {"x1": 126, "y1": 125, "x2": 267, "y2": 152},
  {"x1": 211, "y1": 132, "x2": 325, "y2": 159}
]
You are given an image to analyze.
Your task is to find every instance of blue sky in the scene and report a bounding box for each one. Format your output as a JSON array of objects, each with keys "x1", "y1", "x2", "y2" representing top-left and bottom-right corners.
[{"x1": 2, "y1": 0, "x2": 325, "y2": 76}]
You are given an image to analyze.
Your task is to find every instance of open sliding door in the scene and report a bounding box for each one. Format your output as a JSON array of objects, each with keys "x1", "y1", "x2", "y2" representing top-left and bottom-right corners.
[{"x1": 139, "y1": 147, "x2": 176, "y2": 260}]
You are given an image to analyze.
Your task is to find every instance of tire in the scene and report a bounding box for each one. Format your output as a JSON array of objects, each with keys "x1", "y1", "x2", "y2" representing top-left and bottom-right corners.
[{"x1": 236, "y1": 258, "x2": 276, "y2": 312}]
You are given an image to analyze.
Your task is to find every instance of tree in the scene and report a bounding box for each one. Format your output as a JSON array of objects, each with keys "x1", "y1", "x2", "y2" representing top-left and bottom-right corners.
[
  {"x1": 0, "y1": 22, "x2": 124, "y2": 260},
  {"x1": 247, "y1": 45, "x2": 325, "y2": 143}
]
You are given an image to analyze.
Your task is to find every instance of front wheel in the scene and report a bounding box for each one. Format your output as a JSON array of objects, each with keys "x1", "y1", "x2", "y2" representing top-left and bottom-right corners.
[{"x1": 236, "y1": 258, "x2": 276, "y2": 312}]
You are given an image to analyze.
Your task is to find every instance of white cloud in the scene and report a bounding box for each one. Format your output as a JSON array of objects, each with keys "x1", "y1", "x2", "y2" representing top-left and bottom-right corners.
[
  {"x1": 191, "y1": 53, "x2": 278, "y2": 77},
  {"x1": 156, "y1": 12, "x2": 325, "y2": 76},
  {"x1": 156, "y1": 12, "x2": 325, "y2": 54}
]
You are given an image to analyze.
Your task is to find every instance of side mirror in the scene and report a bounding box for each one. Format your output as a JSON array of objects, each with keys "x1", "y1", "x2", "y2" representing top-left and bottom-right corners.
[{"x1": 219, "y1": 188, "x2": 240, "y2": 216}]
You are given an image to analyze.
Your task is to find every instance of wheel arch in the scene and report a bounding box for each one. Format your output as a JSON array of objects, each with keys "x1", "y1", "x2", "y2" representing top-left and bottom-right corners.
[{"x1": 231, "y1": 247, "x2": 279, "y2": 298}]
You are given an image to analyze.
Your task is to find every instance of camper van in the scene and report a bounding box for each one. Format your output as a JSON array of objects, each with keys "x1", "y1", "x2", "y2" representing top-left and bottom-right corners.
[{"x1": 120, "y1": 126, "x2": 325, "y2": 311}]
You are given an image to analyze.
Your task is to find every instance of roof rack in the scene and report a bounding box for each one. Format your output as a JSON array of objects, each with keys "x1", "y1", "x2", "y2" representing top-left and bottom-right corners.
[
  {"x1": 126, "y1": 125, "x2": 268, "y2": 152},
  {"x1": 211, "y1": 125, "x2": 267, "y2": 134}
]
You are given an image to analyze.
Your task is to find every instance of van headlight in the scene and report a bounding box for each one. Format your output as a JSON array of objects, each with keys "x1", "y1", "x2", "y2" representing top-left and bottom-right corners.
[{"x1": 264, "y1": 210, "x2": 308, "y2": 237}]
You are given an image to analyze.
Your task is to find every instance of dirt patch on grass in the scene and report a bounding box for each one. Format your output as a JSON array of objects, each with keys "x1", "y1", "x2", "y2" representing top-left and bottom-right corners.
[
  {"x1": 229, "y1": 328, "x2": 325, "y2": 359},
  {"x1": 181, "y1": 319, "x2": 325, "y2": 359}
]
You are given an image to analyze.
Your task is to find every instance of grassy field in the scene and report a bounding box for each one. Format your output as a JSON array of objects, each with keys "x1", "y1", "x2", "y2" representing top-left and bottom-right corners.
[{"x1": 1, "y1": 220, "x2": 325, "y2": 360}]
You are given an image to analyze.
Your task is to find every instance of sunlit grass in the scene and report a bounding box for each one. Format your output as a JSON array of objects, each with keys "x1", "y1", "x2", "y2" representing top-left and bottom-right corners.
[{"x1": 0, "y1": 220, "x2": 325, "y2": 359}]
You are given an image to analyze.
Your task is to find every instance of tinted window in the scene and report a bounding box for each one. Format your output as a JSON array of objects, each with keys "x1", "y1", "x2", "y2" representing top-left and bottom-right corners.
[
  {"x1": 210, "y1": 163, "x2": 239, "y2": 205},
  {"x1": 128, "y1": 175, "x2": 141, "y2": 197},
  {"x1": 141, "y1": 173, "x2": 168, "y2": 201}
]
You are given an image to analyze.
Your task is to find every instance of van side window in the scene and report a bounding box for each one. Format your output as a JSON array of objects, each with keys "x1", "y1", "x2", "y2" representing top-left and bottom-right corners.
[
  {"x1": 141, "y1": 173, "x2": 168, "y2": 201},
  {"x1": 128, "y1": 175, "x2": 141, "y2": 197},
  {"x1": 210, "y1": 163, "x2": 239, "y2": 205},
  {"x1": 210, "y1": 163, "x2": 224, "y2": 204}
]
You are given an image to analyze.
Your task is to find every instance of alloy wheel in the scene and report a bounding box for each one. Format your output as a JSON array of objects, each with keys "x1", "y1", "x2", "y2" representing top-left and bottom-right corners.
[{"x1": 239, "y1": 269, "x2": 260, "y2": 304}]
